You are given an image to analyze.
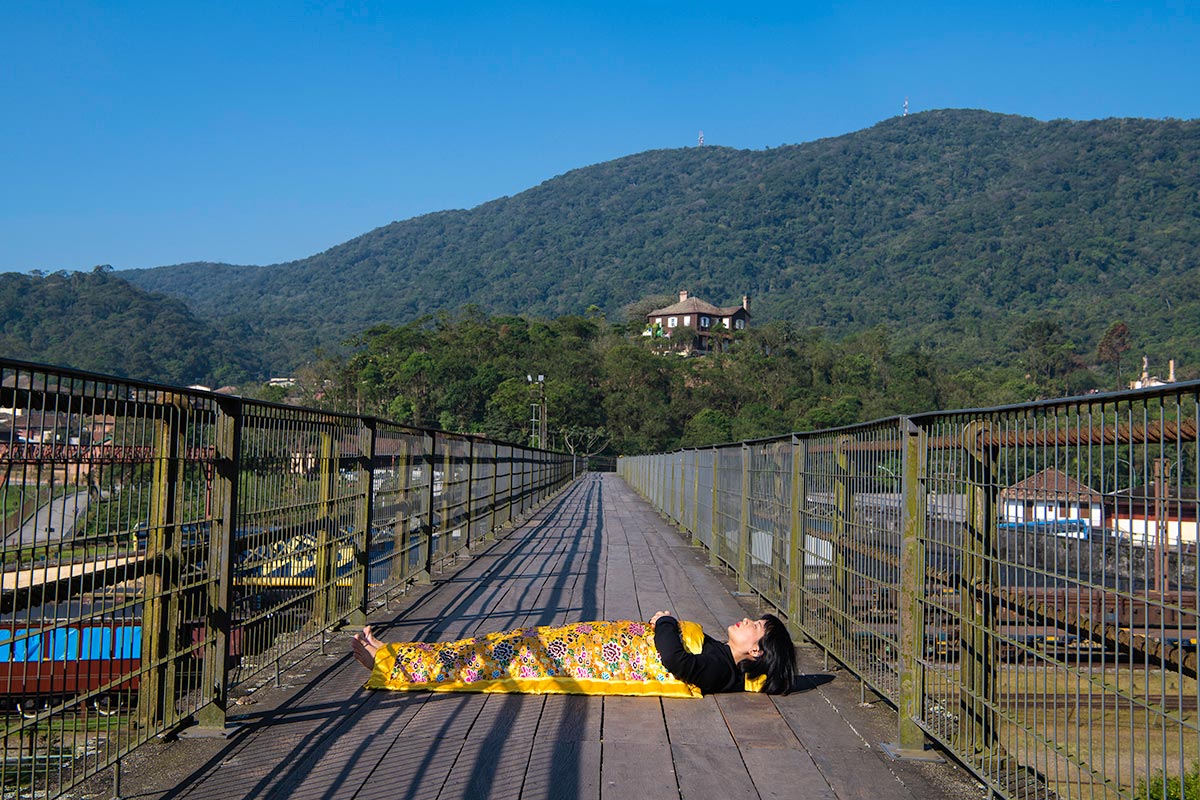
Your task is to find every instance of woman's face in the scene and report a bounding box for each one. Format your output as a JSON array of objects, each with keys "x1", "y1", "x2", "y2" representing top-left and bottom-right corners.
[{"x1": 727, "y1": 617, "x2": 766, "y2": 658}]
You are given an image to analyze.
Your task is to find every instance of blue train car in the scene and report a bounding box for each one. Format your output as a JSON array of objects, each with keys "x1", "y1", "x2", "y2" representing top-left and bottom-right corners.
[{"x1": 0, "y1": 622, "x2": 142, "y2": 714}]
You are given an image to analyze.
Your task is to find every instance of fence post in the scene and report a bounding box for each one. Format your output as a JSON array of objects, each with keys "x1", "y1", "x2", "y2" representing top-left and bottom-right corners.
[
  {"x1": 465, "y1": 437, "x2": 476, "y2": 550},
  {"x1": 710, "y1": 447, "x2": 720, "y2": 567},
  {"x1": 314, "y1": 430, "x2": 338, "y2": 630},
  {"x1": 392, "y1": 435, "x2": 411, "y2": 585},
  {"x1": 440, "y1": 437, "x2": 453, "y2": 553},
  {"x1": 139, "y1": 394, "x2": 187, "y2": 729},
  {"x1": 788, "y1": 435, "x2": 807, "y2": 630},
  {"x1": 348, "y1": 418, "x2": 374, "y2": 628},
  {"x1": 959, "y1": 420, "x2": 1000, "y2": 762},
  {"x1": 418, "y1": 433, "x2": 436, "y2": 582},
  {"x1": 739, "y1": 443, "x2": 751, "y2": 592},
  {"x1": 488, "y1": 444, "x2": 500, "y2": 538},
  {"x1": 195, "y1": 396, "x2": 241, "y2": 731},
  {"x1": 882, "y1": 418, "x2": 938, "y2": 760},
  {"x1": 691, "y1": 450, "x2": 702, "y2": 548},
  {"x1": 831, "y1": 434, "x2": 854, "y2": 657}
]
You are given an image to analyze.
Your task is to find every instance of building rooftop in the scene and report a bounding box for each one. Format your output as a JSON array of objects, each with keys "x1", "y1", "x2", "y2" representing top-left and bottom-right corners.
[{"x1": 647, "y1": 290, "x2": 750, "y2": 319}]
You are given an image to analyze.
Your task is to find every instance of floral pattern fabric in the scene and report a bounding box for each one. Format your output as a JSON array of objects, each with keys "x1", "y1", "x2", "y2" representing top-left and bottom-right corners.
[{"x1": 366, "y1": 620, "x2": 703, "y2": 698}]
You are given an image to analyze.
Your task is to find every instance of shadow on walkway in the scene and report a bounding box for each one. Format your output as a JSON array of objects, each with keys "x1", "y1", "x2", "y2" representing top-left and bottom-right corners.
[{"x1": 92, "y1": 474, "x2": 981, "y2": 800}]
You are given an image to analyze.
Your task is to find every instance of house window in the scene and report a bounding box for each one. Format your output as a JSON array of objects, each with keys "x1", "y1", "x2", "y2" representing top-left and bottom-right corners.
[
  {"x1": 655, "y1": 317, "x2": 662, "y2": 326},
  {"x1": 724, "y1": 317, "x2": 731, "y2": 328},
  {"x1": 683, "y1": 315, "x2": 690, "y2": 326},
  {"x1": 668, "y1": 317, "x2": 678, "y2": 328},
  {"x1": 735, "y1": 319, "x2": 745, "y2": 330},
  {"x1": 700, "y1": 316, "x2": 710, "y2": 328}
]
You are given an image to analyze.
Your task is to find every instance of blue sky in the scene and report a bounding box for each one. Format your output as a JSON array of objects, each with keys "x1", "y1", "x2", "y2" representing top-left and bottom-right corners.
[{"x1": 2, "y1": 1, "x2": 1198, "y2": 273}]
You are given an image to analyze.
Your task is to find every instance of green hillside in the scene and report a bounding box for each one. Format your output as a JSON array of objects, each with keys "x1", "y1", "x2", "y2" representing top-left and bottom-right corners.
[
  {"x1": 120, "y1": 109, "x2": 1200, "y2": 375},
  {"x1": 0, "y1": 267, "x2": 260, "y2": 385}
]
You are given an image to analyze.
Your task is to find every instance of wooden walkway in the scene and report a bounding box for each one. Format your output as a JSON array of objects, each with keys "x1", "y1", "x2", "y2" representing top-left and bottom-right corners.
[{"x1": 93, "y1": 474, "x2": 982, "y2": 800}]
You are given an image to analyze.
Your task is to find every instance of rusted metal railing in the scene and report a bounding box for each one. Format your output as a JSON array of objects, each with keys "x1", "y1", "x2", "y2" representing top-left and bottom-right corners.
[
  {"x1": 0, "y1": 359, "x2": 576, "y2": 797},
  {"x1": 621, "y1": 382, "x2": 1200, "y2": 800}
]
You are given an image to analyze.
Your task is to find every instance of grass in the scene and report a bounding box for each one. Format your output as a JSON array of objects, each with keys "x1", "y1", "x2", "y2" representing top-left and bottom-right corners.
[{"x1": 921, "y1": 663, "x2": 1200, "y2": 799}]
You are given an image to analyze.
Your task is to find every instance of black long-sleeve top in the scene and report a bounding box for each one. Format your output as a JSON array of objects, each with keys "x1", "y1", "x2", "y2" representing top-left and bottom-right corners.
[{"x1": 652, "y1": 616, "x2": 742, "y2": 694}]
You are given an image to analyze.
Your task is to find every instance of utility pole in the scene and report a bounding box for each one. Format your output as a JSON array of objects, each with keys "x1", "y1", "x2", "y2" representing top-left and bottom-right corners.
[{"x1": 527, "y1": 374, "x2": 546, "y2": 449}]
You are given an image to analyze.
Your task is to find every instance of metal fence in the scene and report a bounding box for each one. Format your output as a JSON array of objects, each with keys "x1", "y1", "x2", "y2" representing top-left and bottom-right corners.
[
  {"x1": 0, "y1": 359, "x2": 576, "y2": 796},
  {"x1": 620, "y1": 382, "x2": 1200, "y2": 800}
]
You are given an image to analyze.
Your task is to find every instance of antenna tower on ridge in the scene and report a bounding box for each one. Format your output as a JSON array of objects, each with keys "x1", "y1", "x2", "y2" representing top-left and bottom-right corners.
[
  {"x1": 698, "y1": 130, "x2": 705, "y2": 146},
  {"x1": 903, "y1": 97, "x2": 909, "y2": 116}
]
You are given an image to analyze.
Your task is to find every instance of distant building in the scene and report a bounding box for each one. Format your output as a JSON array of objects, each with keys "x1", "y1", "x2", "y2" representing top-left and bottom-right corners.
[
  {"x1": 643, "y1": 290, "x2": 751, "y2": 353},
  {"x1": 999, "y1": 468, "x2": 1105, "y2": 533},
  {"x1": 1129, "y1": 357, "x2": 1177, "y2": 390},
  {"x1": 1107, "y1": 482, "x2": 1199, "y2": 545}
]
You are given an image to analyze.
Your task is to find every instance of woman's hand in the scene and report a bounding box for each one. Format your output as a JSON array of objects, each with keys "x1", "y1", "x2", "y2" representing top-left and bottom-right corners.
[{"x1": 648, "y1": 611, "x2": 673, "y2": 629}]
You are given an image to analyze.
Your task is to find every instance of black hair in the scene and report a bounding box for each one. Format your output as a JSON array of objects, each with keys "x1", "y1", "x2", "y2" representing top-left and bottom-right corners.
[{"x1": 739, "y1": 613, "x2": 796, "y2": 695}]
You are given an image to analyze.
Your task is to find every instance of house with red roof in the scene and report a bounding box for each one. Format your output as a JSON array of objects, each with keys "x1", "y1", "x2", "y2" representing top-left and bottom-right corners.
[
  {"x1": 643, "y1": 290, "x2": 751, "y2": 353},
  {"x1": 999, "y1": 468, "x2": 1105, "y2": 535}
]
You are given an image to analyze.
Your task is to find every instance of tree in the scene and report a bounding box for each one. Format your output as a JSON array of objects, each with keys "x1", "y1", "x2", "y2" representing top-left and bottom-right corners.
[
  {"x1": 679, "y1": 409, "x2": 732, "y2": 447},
  {"x1": 1097, "y1": 321, "x2": 1131, "y2": 390},
  {"x1": 1017, "y1": 318, "x2": 1077, "y2": 398},
  {"x1": 670, "y1": 326, "x2": 697, "y2": 352},
  {"x1": 560, "y1": 426, "x2": 611, "y2": 459}
]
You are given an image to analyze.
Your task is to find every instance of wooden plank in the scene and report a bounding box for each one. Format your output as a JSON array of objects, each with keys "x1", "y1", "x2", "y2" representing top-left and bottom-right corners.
[
  {"x1": 515, "y1": 523, "x2": 577, "y2": 629},
  {"x1": 772, "y1": 692, "x2": 922, "y2": 800},
  {"x1": 438, "y1": 734, "x2": 536, "y2": 800},
  {"x1": 662, "y1": 697, "x2": 732, "y2": 747},
  {"x1": 402, "y1": 691, "x2": 488, "y2": 741},
  {"x1": 715, "y1": 693, "x2": 801, "y2": 749},
  {"x1": 563, "y1": 475, "x2": 607, "y2": 624},
  {"x1": 601, "y1": 696, "x2": 667, "y2": 745},
  {"x1": 354, "y1": 736, "x2": 464, "y2": 800},
  {"x1": 740, "y1": 744, "x2": 837, "y2": 800},
  {"x1": 436, "y1": 666, "x2": 546, "y2": 799},
  {"x1": 600, "y1": 741, "x2": 677, "y2": 800},
  {"x1": 523, "y1": 740, "x2": 602, "y2": 800},
  {"x1": 602, "y1": 531, "x2": 639, "y2": 620},
  {"x1": 537, "y1": 694, "x2": 603, "y2": 742},
  {"x1": 671, "y1": 742, "x2": 759, "y2": 800}
]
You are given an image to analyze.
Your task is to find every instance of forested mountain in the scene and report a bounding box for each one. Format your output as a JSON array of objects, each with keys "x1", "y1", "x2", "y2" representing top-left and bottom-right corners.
[
  {"x1": 119, "y1": 109, "x2": 1200, "y2": 375},
  {"x1": 0, "y1": 267, "x2": 260, "y2": 385}
]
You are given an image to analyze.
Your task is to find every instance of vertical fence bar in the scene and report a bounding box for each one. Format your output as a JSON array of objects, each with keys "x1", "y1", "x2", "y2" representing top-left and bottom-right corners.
[
  {"x1": 195, "y1": 396, "x2": 241, "y2": 730},
  {"x1": 739, "y1": 443, "x2": 751, "y2": 591},
  {"x1": 691, "y1": 450, "x2": 702, "y2": 547},
  {"x1": 392, "y1": 434, "x2": 411, "y2": 585},
  {"x1": 140, "y1": 395, "x2": 186, "y2": 728},
  {"x1": 958, "y1": 420, "x2": 999, "y2": 762},
  {"x1": 420, "y1": 433, "x2": 437, "y2": 582},
  {"x1": 466, "y1": 437, "x2": 476, "y2": 549},
  {"x1": 885, "y1": 418, "x2": 932, "y2": 758},
  {"x1": 788, "y1": 435, "x2": 807, "y2": 629},
  {"x1": 705, "y1": 448, "x2": 715, "y2": 566},
  {"x1": 314, "y1": 430, "x2": 337, "y2": 630},
  {"x1": 832, "y1": 434, "x2": 854, "y2": 657},
  {"x1": 349, "y1": 419, "x2": 374, "y2": 628},
  {"x1": 489, "y1": 443, "x2": 500, "y2": 538}
]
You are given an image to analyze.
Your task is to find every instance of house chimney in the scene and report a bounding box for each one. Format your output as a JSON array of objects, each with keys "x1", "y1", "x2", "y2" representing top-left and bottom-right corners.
[
  {"x1": 679, "y1": 290, "x2": 689, "y2": 302},
  {"x1": 742, "y1": 295, "x2": 750, "y2": 312}
]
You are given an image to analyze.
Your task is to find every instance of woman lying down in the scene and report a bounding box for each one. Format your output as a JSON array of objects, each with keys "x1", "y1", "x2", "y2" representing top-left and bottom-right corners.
[{"x1": 351, "y1": 610, "x2": 796, "y2": 698}]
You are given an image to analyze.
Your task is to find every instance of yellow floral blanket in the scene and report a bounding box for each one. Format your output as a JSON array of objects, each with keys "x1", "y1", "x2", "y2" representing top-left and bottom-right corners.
[{"x1": 366, "y1": 619, "x2": 760, "y2": 697}]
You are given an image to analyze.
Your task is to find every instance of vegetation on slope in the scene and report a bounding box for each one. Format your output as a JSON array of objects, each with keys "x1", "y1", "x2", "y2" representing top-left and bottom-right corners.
[
  {"x1": 290, "y1": 307, "x2": 1138, "y2": 455},
  {"x1": 120, "y1": 109, "x2": 1200, "y2": 376},
  {"x1": 0, "y1": 267, "x2": 259, "y2": 386}
]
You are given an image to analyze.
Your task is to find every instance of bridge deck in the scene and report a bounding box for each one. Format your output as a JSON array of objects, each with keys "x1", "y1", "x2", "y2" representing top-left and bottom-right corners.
[{"x1": 93, "y1": 474, "x2": 980, "y2": 800}]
